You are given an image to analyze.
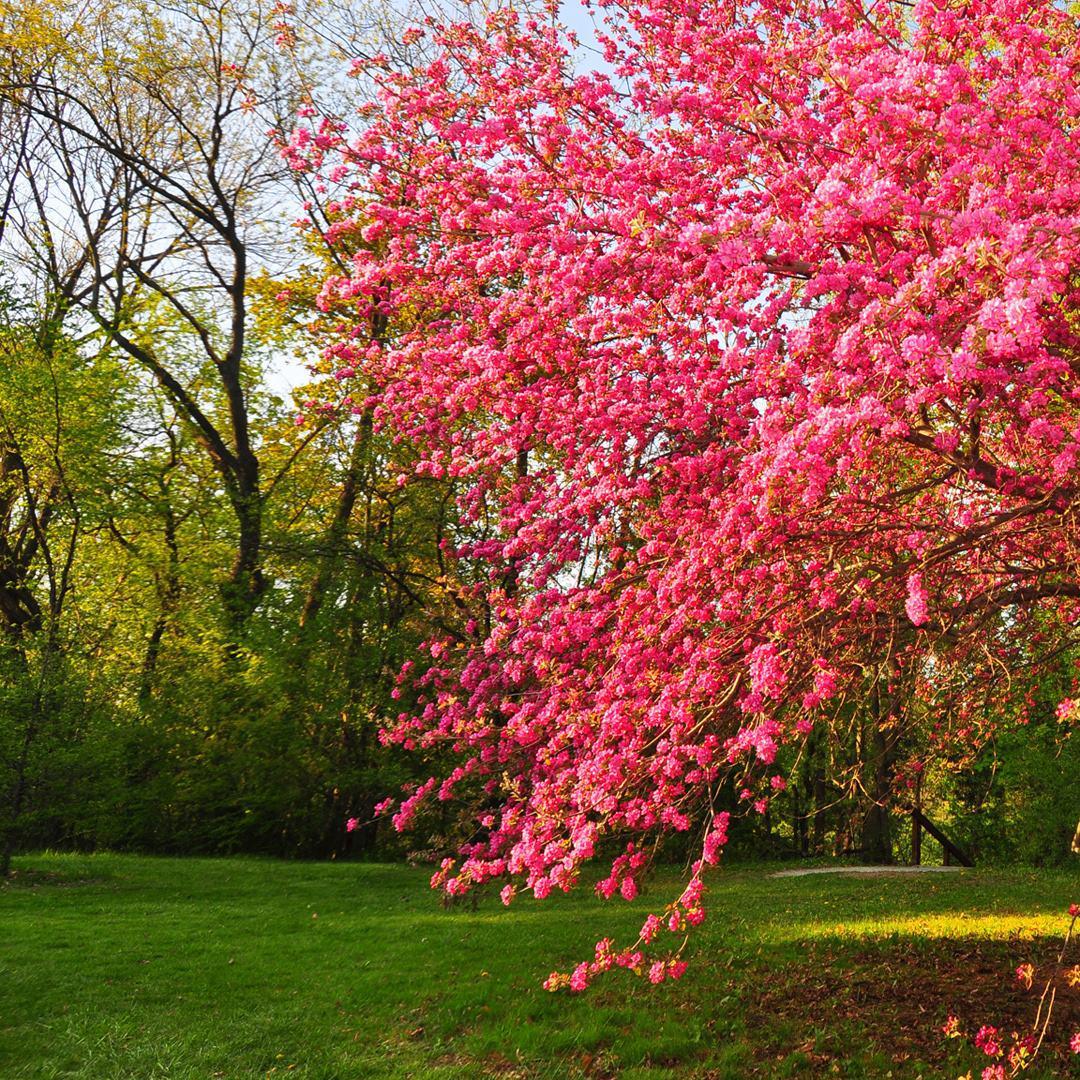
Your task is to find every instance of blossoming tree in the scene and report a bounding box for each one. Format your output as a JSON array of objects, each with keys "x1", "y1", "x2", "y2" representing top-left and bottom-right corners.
[{"x1": 290, "y1": 0, "x2": 1080, "y2": 987}]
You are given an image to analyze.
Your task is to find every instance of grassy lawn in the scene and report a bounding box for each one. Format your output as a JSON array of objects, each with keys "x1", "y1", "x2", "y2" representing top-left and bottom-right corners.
[{"x1": 2, "y1": 854, "x2": 1079, "y2": 1079}]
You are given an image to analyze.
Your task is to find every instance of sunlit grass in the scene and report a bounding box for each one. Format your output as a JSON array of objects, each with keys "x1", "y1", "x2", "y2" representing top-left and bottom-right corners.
[{"x1": 784, "y1": 911, "x2": 1068, "y2": 942}]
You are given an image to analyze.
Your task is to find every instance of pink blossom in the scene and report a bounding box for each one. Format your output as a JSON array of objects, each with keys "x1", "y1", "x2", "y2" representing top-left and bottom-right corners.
[
  {"x1": 748, "y1": 643, "x2": 788, "y2": 701},
  {"x1": 293, "y1": 0, "x2": 1080, "y2": 992},
  {"x1": 702, "y1": 814, "x2": 730, "y2": 865},
  {"x1": 640, "y1": 913, "x2": 663, "y2": 943}
]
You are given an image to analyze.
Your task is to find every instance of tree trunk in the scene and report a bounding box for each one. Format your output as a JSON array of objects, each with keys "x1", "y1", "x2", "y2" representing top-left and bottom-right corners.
[
  {"x1": 299, "y1": 408, "x2": 373, "y2": 631},
  {"x1": 140, "y1": 492, "x2": 181, "y2": 698},
  {"x1": 222, "y1": 489, "x2": 264, "y2": 633},
  {"x1": 863, "y1": 673, "x2": 901, "y2": 864}
]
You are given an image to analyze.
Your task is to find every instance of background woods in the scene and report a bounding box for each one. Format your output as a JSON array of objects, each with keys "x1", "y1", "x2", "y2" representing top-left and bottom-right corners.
[{"x1": 0, "y1": 0, "x2": 471, "y2": 863}]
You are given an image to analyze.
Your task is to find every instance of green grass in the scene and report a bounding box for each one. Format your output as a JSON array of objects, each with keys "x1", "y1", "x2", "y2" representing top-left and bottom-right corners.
[{"x1": 2, "y1": 854, "x2": 1078, "y2": 1078}]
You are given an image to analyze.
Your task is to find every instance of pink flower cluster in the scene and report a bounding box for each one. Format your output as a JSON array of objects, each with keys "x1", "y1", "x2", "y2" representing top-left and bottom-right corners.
[
  {"x1": 542, "y1": 937, "x2": 683, "y2": 994},
  {"x1": 974, "y1": 1025, "x2": 1002, "y2": 1058},
  {"x1": 904, "y1": 574, "x2": 930, "y2": 628}
]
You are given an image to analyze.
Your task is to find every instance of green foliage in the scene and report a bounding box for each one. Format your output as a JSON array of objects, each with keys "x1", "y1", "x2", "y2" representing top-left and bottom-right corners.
[
  {"x1": 0, "y1": 273, "x2": 446, "y2": 862},
  {"x1": 935, "y1": 721, "x2": 1080, "y2": 868},
  {"x1": 0, "y1": 655, "x2": 129, "y2": 849},
  {"x1": 912, "y1": 651, "x2": 1080, "y2": 868}
]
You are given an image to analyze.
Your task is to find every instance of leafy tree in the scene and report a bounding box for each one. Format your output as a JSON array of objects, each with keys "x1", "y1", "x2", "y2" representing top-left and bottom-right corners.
[
  {"x1": 0, "y1": 0, "x2": 316, "y2": 633},
  {"x1": 295, "y1": 0, "x2": 1080, "y2": 984},
  {"x1": 0, "y1": 0, "x2": 470, "y2": 864},
  {"x1": 0, "y1": 287, "x2": 131, "y2": 873}
]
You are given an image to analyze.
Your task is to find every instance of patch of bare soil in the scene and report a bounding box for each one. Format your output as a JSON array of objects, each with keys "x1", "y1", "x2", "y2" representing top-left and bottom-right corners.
[{"x1": 746, "y1": 938, "x2": 1080, "y2": 1075}]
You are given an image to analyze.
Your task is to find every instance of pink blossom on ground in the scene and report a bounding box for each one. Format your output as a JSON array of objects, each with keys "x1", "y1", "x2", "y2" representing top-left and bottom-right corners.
[{"x1": 975, "y1": 1025, "x2": 1002, "y2": 1058}]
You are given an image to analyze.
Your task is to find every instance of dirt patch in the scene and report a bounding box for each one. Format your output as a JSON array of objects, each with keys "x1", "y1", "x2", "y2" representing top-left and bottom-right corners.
[{"x1": 745, "y1": 938, "x2": 1080, "y2": 1075}]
